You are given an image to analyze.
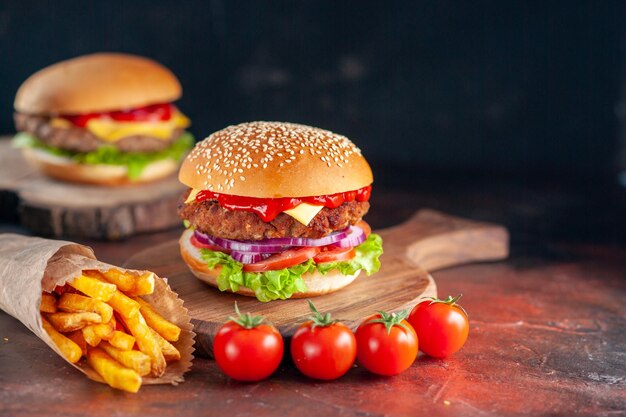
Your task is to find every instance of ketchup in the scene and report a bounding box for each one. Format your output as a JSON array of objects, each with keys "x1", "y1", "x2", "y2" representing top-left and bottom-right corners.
[
  {"x1": 61, "y1": 103, "x2": 174, "y2": 127},
  {"x1": 195, "y1": 185, "x2": 372, "y2": 222}
]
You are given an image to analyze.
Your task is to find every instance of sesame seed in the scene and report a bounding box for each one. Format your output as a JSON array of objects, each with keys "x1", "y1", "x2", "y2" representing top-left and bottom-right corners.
[{"x1": 187, "y1": 121, "x2": 363, "y2": 190}]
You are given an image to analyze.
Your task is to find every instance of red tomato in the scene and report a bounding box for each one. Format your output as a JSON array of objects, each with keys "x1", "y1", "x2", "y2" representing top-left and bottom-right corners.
[
  {"x1": 355, "y1": 220, "x2": 372, "y2": 237},
  {"x1": 190, "y1": 233, "x2": 231, "y2": 253},
  {"x1": 313, "y1": 246, "x2": 356, "y2": 264},
  {"x1": 243, "y1": 247, "x2": 320, "y2": 272},
  {"x1": 290, "y1": 301, "x2": 356, "y2": 380},
  {"x1": 408, "y1": 295, "x2": 469, "y2": 358},
  {"x1": 213, "y1": 304, "x2": 283, "y2": 382},
  {"x1": 355, "y1": 311, "x2": 418, "y2": 376}
]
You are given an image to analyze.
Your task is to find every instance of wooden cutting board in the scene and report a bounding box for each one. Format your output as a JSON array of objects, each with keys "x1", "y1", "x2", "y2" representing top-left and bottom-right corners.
[
  {"x1": 124, "y1": 209, "x2": 509, "y2": 357},
  {"x1": 0, "y1": 138, "x2": 187, "y2": 240}
]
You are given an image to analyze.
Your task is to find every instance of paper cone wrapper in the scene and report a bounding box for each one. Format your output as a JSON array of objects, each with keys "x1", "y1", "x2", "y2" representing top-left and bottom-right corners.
[{"x1": 0, "y1": 233, "x2": 195, "y2": 386}]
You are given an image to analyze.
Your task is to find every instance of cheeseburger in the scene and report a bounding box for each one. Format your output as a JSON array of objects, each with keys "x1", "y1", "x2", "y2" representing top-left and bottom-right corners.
[
  {"x1": 13, "y1": 53, "x2": 193, "y2": 185},
  {"x1": 178, "y1": 121, "x2": 383, "y2": 302}
]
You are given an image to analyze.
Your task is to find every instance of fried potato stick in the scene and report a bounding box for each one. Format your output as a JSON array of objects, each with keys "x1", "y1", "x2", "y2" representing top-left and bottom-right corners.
[
  {"x1": 134, "y1": 297, "x2": 181, "y2": 342},
  {"x1": 41, "y1": 316, "x2": 82, "y2": 363},
  {"x1": 87, "y1": 347, "x2": 142, "y2": 393}
]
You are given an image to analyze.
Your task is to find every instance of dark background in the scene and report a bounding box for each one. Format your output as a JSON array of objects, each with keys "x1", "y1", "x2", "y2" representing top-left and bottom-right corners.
[{"x1": 1, "y1": 0, "x2": 625, "y2": 180}]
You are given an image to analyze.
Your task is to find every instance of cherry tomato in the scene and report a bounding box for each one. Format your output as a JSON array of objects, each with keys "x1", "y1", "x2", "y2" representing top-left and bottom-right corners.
[
  {"x1": 408, "y1": 295, "x2": 469, "y2": 358},
  {"x1": 291, "y1": 301, "x2": 356, "y2": 380},
  {"x1": 355, "y1": 220, "x2": 372, "y2": 237},
  {"x1": 313, "y1": 246, "x2": 356, "y2": 264},
  {"x1": 243, "y1": 247, "x2": 320, "y2": 272},
  {"x1": 355, "y1": 311, "x2": 418, "y2": 376},
  {"x1": 190, "y1": 233, "x2": 231, "y2": 253},
  {"x1": 213, "y1": 303, "x2": 283, "y2": 381}
]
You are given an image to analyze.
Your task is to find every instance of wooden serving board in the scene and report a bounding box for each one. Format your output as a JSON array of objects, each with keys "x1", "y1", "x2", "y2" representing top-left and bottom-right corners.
[
  {"x1": 0, "y1": 138, "x2": 187, "y2": 240},
  {"x1": 124, "y1": 209, "x2": 509, "y2": 358}
]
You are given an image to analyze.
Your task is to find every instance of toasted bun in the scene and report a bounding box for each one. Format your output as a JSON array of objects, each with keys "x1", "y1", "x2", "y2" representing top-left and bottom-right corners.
[
  {"x1": 15, "y1": 53, "x2": 181, "y2": 115},
  {"x1": 179, "y1": 228, "x2": 361, "y2": 298},
  {"x1": 179, "y1": 121, "x2": 373, "y2": 198},
  {"x1": 22, "y1": 147, "x2": 178, "y2": 186}
]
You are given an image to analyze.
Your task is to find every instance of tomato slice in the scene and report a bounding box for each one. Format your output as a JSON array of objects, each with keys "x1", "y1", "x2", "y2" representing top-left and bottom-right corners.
[
  {"x1": 243, "y1": 247, "x2": 320, "y2": 272},
  {"x1": 356, "y1": 220, "x2": 372, "y2": 237},
  {"x1": 190, "y1": 233, "x2": 231, "y2": 254},
  {"x1": 313, "y1": 246, "x2": 356, "y2": 264}
]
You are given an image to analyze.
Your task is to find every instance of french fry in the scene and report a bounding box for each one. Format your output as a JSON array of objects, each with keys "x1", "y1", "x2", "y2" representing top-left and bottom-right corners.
[
  {"x1": 41, "y1": 316, "x2": 82, "y2": 363},
  {"x1": 58, "y1": 293, "x2": 113, "y2": 323},
  {"x1": 69, "y1": 275, "x2": 116, "y2": 301},
  {"x1": 107, "y1": 290, "x2": 140, "y2": 319},
  {"x1": 113, "y1": 312, "x2": 128, "y2": 331},
  {"x1": 82, "y1": 330, "x2": 100, "y2": 347},
  {"x1": 82, "y1": 269, "x2": 106, "y2": 280},
  {"x1": 149, "y1": 328, "x2": 181, "y2": 362},
  {"x1": 40, "y1": 293, "x2": 57, "y2": 313},
  {"x1": 82, "y1": 323, "x2": 115, "y2": 347},
  {"x1": 46, "y1": 312, "x2": 102, "y2": 332},
  {"x1": 66, "y1": 330, "x2": 88, "y2": 357},
  {"x1": 98, "y1": 269, "x2": 135, "y2": 292},
  {"x1": 108, "y1": 330, "x2": 136, "y2": 351},
  {"x1": 134, "y1": 297, "x2": 181, "y2": 342},
  {"x1": 99, "y1": 342, "x2": 151, "y2": 376},
  {"x1": 37, "y1": 267, "x2": 184, "y2": 393},
  {"x1": 126, "y1": 272, "x2": 155, "y2": 296},
  {"x1": 87, "y1": 347, "x2": 142, "y2": 393},
  {"x1": 53, "y1": 284, "x2": 79, "y2": 296},
  {"x1": 121, "y1": 314, "x2": 166, "y2": 377}
]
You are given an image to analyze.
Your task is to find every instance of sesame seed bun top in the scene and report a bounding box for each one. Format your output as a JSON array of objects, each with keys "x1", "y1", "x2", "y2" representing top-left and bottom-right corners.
[
  {"x1": 178, "y1": 121, "x2": 373, "y2": 198},
  {"x1": 14, "y1": 53, "x2": 182, "y2": 115}
]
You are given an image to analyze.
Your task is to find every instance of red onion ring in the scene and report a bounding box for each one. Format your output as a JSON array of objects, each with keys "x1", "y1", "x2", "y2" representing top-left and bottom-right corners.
[
  {"x1": 193, "y1": 226, "x2": 365, "y2": 263},
  {"x1": 231, "y1": 251, "x2": 272, "y2": 264},
  {"x1": 332, "y1": 226, "x2": 366, "y2": 248},
  {"x1": 194, "y1": 228, "x2": 350, "y2": 253}
]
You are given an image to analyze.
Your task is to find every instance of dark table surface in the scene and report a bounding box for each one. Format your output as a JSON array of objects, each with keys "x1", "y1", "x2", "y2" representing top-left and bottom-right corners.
[{"x1": 1, "y1": 177, "x2": 625, "y2": 417}]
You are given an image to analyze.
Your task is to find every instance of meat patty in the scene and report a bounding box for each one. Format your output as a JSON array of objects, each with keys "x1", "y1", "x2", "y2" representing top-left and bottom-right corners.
[
  {"x1": 178, "y1": 194, "x2": 370, "y2": 240},
  {"x1": 14, "y1": 112, "x2": 183, "y2": 153}
]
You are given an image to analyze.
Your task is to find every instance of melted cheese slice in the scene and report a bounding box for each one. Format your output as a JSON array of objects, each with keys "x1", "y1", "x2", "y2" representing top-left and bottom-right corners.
[
  {"x1": 49, "y1": 118, "x2": 72, "y2": 128},
  {"x1": 283, "y1": 203, "x2": 324, "y2": 226},
  {"x1": 50, "y1": 111, "x2": 190, "y2": 142},
  {"x1": 185, "y1": 188, "x2": 201, "y2": 204},
  {"x1": 185, "y1": 188, "x2": 323, "y2": 226}
]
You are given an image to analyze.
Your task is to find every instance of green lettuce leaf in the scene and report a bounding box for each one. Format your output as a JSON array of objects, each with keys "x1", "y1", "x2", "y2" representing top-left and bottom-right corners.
[
  {"x1": 198, "y1": 233, "x2": 383, "y2": 302},
  {"x1": 12, "y1": 131, "x2": 194, "y2": 180},
  {"x1": 316, "y1": 233, "x2": 383, "y2": 276}
]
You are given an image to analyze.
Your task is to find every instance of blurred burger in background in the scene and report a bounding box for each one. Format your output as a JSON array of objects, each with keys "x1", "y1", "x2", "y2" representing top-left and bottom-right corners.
[
  {"x1": 177, "y1": 121, "x2": 383, "y2": 302},
  {"x1": 13, "y1": 53, "x2": 193, "y2": 185}
]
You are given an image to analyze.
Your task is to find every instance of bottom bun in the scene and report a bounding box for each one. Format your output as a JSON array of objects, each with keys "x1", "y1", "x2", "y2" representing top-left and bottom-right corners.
[
  {"x1": 179, "y1": 228, "x2": 361, "y2": 298},
  {"x1": 22, "y1": 147, "x2": 178, "y2": 186}
]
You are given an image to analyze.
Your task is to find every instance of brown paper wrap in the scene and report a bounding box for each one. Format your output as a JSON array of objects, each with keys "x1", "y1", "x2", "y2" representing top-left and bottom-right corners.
[{"x1": 0, "y1": 233, "x2": 195, "y2": 386}]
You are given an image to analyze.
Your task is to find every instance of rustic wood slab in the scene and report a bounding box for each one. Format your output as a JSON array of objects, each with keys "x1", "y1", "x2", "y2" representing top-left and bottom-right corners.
[
  {"x1": 0, "y1": 138, "x2": 187, "y2": 240},
  {"x1": 124, "y1": 209, "x2": 509, "y2": 357}
]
